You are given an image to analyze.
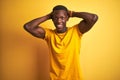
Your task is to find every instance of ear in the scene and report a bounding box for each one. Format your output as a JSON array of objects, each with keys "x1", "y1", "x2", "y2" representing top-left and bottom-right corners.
[
  {"x1": 66, "y1": 11, "x2": 70, "y2": 21},
  {"x1": 66, "y1": 15, "x2": 69, "y2": 21},
  {"x1": 50, "y1": 11, "x2": 54, "y2": 19}
]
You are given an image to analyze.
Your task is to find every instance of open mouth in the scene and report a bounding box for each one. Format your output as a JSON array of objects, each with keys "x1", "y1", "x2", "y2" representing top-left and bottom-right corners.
[
  {"x1": 57, "y1": 24, "x2": 63, "y2": 28},
  {"x1": 56, "y1": 24, "x2": 63, "y2": 30}
]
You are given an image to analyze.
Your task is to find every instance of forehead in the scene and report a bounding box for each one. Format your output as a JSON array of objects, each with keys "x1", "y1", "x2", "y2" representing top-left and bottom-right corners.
[{"x1": 53, "y1": 10, "x2": 68, "y2": 16}]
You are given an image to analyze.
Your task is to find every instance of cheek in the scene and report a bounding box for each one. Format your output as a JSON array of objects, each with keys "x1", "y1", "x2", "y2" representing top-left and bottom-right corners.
[{"x1": 63, "y1": 19, "x2": 68, "y2": 24}]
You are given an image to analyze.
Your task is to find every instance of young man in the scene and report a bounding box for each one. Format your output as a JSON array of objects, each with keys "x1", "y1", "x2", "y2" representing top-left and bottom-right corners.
[{"x1": 24, "y1": 5, "x2": 98, "y2": 80}]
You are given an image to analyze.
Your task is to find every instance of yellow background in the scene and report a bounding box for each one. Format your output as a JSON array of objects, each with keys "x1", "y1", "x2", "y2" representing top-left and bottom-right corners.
[{"x1": 1, "y1": 0, "x2": 120, "y2": 80}]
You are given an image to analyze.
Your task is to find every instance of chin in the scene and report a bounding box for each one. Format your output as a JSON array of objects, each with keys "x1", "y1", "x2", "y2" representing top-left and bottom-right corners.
[
  {"x1": 57, "y1": 29, "x2": 62, "y2": 33},
  {"x1": 57, "y1": 29, "x2": 65, "y2": 33}
]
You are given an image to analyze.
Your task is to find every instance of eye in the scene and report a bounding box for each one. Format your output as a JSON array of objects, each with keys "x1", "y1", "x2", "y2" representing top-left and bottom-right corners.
[{"x1": 61, "y1": 17, "x2": 64, "y2": 19}]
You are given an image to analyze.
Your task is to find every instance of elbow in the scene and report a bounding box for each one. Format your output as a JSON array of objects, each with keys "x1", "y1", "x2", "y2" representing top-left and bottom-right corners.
[
  {"x1": 89, "y1": 14, "x2": 98, "y2": 26},
  {"x1": 93, "y1": 14, "x2": 98, "y2": 22},
  {"x1": 23, "y1": 23, "x2": 30, "y2": 31}
]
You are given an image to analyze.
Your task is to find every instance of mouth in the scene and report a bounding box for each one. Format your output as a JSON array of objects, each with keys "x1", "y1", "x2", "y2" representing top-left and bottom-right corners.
[
  {"x1": 57, "y1": 24, "x2": 63, "y2": 27},
  {"x1": 55, "y1": 24, "x2": 67, "y2": 33},
  {"x1": 56, "y1": 24, "x2": 63, "y2": 30}
]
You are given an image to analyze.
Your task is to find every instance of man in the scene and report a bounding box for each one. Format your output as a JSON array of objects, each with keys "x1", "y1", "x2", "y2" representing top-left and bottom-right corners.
[{"x1": 24, "y1": 5, "x2": 98, "y2": 80}]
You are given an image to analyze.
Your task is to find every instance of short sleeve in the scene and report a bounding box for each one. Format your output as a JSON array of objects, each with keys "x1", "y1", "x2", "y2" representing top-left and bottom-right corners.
[
  {"x1": 43, "y1": 28, "x2": 51, "y2": 41},
  {"x1": 73, "y1": 24, "x2": 83, "y2": 37}
]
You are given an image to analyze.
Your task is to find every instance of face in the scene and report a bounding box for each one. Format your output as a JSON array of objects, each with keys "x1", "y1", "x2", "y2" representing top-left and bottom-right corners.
[{"x1": 52, "y1": 10, "x2": 69, "y2": 33}]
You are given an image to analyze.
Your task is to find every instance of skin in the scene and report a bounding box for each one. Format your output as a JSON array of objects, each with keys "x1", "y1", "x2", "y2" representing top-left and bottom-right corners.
[
  {"x1": 51, "y1": 10, "x2": 69, "y2": 33},
  {"x1": 24, "y1": 10, "x2": 98, "y2": 39}
]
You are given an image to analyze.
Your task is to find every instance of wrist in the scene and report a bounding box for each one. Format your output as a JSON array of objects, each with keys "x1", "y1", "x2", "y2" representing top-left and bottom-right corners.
[
  {"x1": 69, "y1": 11, "x2": 73, "y2": 17},
  {"x1": 69, "y1": 11, "x2": 76, "y2": 17},
  {"x1": 46, "y1": 13, "x2": 52, "y2": 20},
  {"x1": 71, "y1": 11, "x2": 78, "y2": 17}
]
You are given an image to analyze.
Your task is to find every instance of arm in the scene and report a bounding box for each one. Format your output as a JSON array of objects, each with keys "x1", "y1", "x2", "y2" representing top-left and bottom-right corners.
[
  {"x1": 23, "y1": 13, "x2": 51, "y2": 39},
  {"x1": 71, "y1": 11, "x2": 98, "y2": 34}
]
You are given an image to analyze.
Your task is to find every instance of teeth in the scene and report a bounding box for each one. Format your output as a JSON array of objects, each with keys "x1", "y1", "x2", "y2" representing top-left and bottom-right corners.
[{"x1": 58, "y1": 25, "x2": 62, "y2": 26}]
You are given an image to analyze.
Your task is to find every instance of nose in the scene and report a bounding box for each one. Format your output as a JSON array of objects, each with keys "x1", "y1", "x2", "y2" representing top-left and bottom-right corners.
[{"x1": 57, "y1": 18, "x2": 62, "y2": 23}]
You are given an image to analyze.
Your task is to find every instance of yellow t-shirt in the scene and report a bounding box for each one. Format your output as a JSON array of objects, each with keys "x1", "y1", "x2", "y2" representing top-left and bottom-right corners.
[{"x1": 44, "y1": 24, "x2": 83, "y2": 80}]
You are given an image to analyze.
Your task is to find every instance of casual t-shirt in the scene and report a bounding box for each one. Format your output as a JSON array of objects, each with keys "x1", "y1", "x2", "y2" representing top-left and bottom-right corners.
[{"x1": 44, "y1": 24, "x2": 83, "y2": 80}]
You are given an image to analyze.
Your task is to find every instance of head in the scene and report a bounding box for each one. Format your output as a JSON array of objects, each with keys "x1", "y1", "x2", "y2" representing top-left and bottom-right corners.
[{"x1": 51, "y1": 5, "x2": 69, "y2": 33}]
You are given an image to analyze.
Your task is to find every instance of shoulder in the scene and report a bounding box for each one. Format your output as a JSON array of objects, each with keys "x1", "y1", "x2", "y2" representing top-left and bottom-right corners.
[
  {"x1": 68, "y1": 24, "x2": 83, "y2": 36},
  {"x1": 44, "y1": 28, "x2": 53, "y2": 33},
  {"x1": 43, "y1": 28, "x2": 55, "y2": 39},
  {"x1": 70, "y1": 24, "x2": 83, "y2": 33}
]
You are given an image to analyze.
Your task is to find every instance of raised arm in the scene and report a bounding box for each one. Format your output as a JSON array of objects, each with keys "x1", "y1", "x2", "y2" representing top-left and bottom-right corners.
[
  {"x1": 23, "y1": 13, "x2": 51, "y2": 39},
  {"x1": 71, "y1": 11, "x2": 98, "y2": 34}
]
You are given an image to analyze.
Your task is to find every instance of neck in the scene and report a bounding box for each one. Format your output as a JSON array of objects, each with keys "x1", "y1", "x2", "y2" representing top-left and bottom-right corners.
[{"x1": 57, "y1": 27, "x2": 67, "y2": 33}]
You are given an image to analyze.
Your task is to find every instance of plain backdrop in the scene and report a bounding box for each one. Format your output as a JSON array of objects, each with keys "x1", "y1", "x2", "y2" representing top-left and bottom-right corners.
[{"x1": 1, "y1": 0, "x2": 120, "y2": 80}]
